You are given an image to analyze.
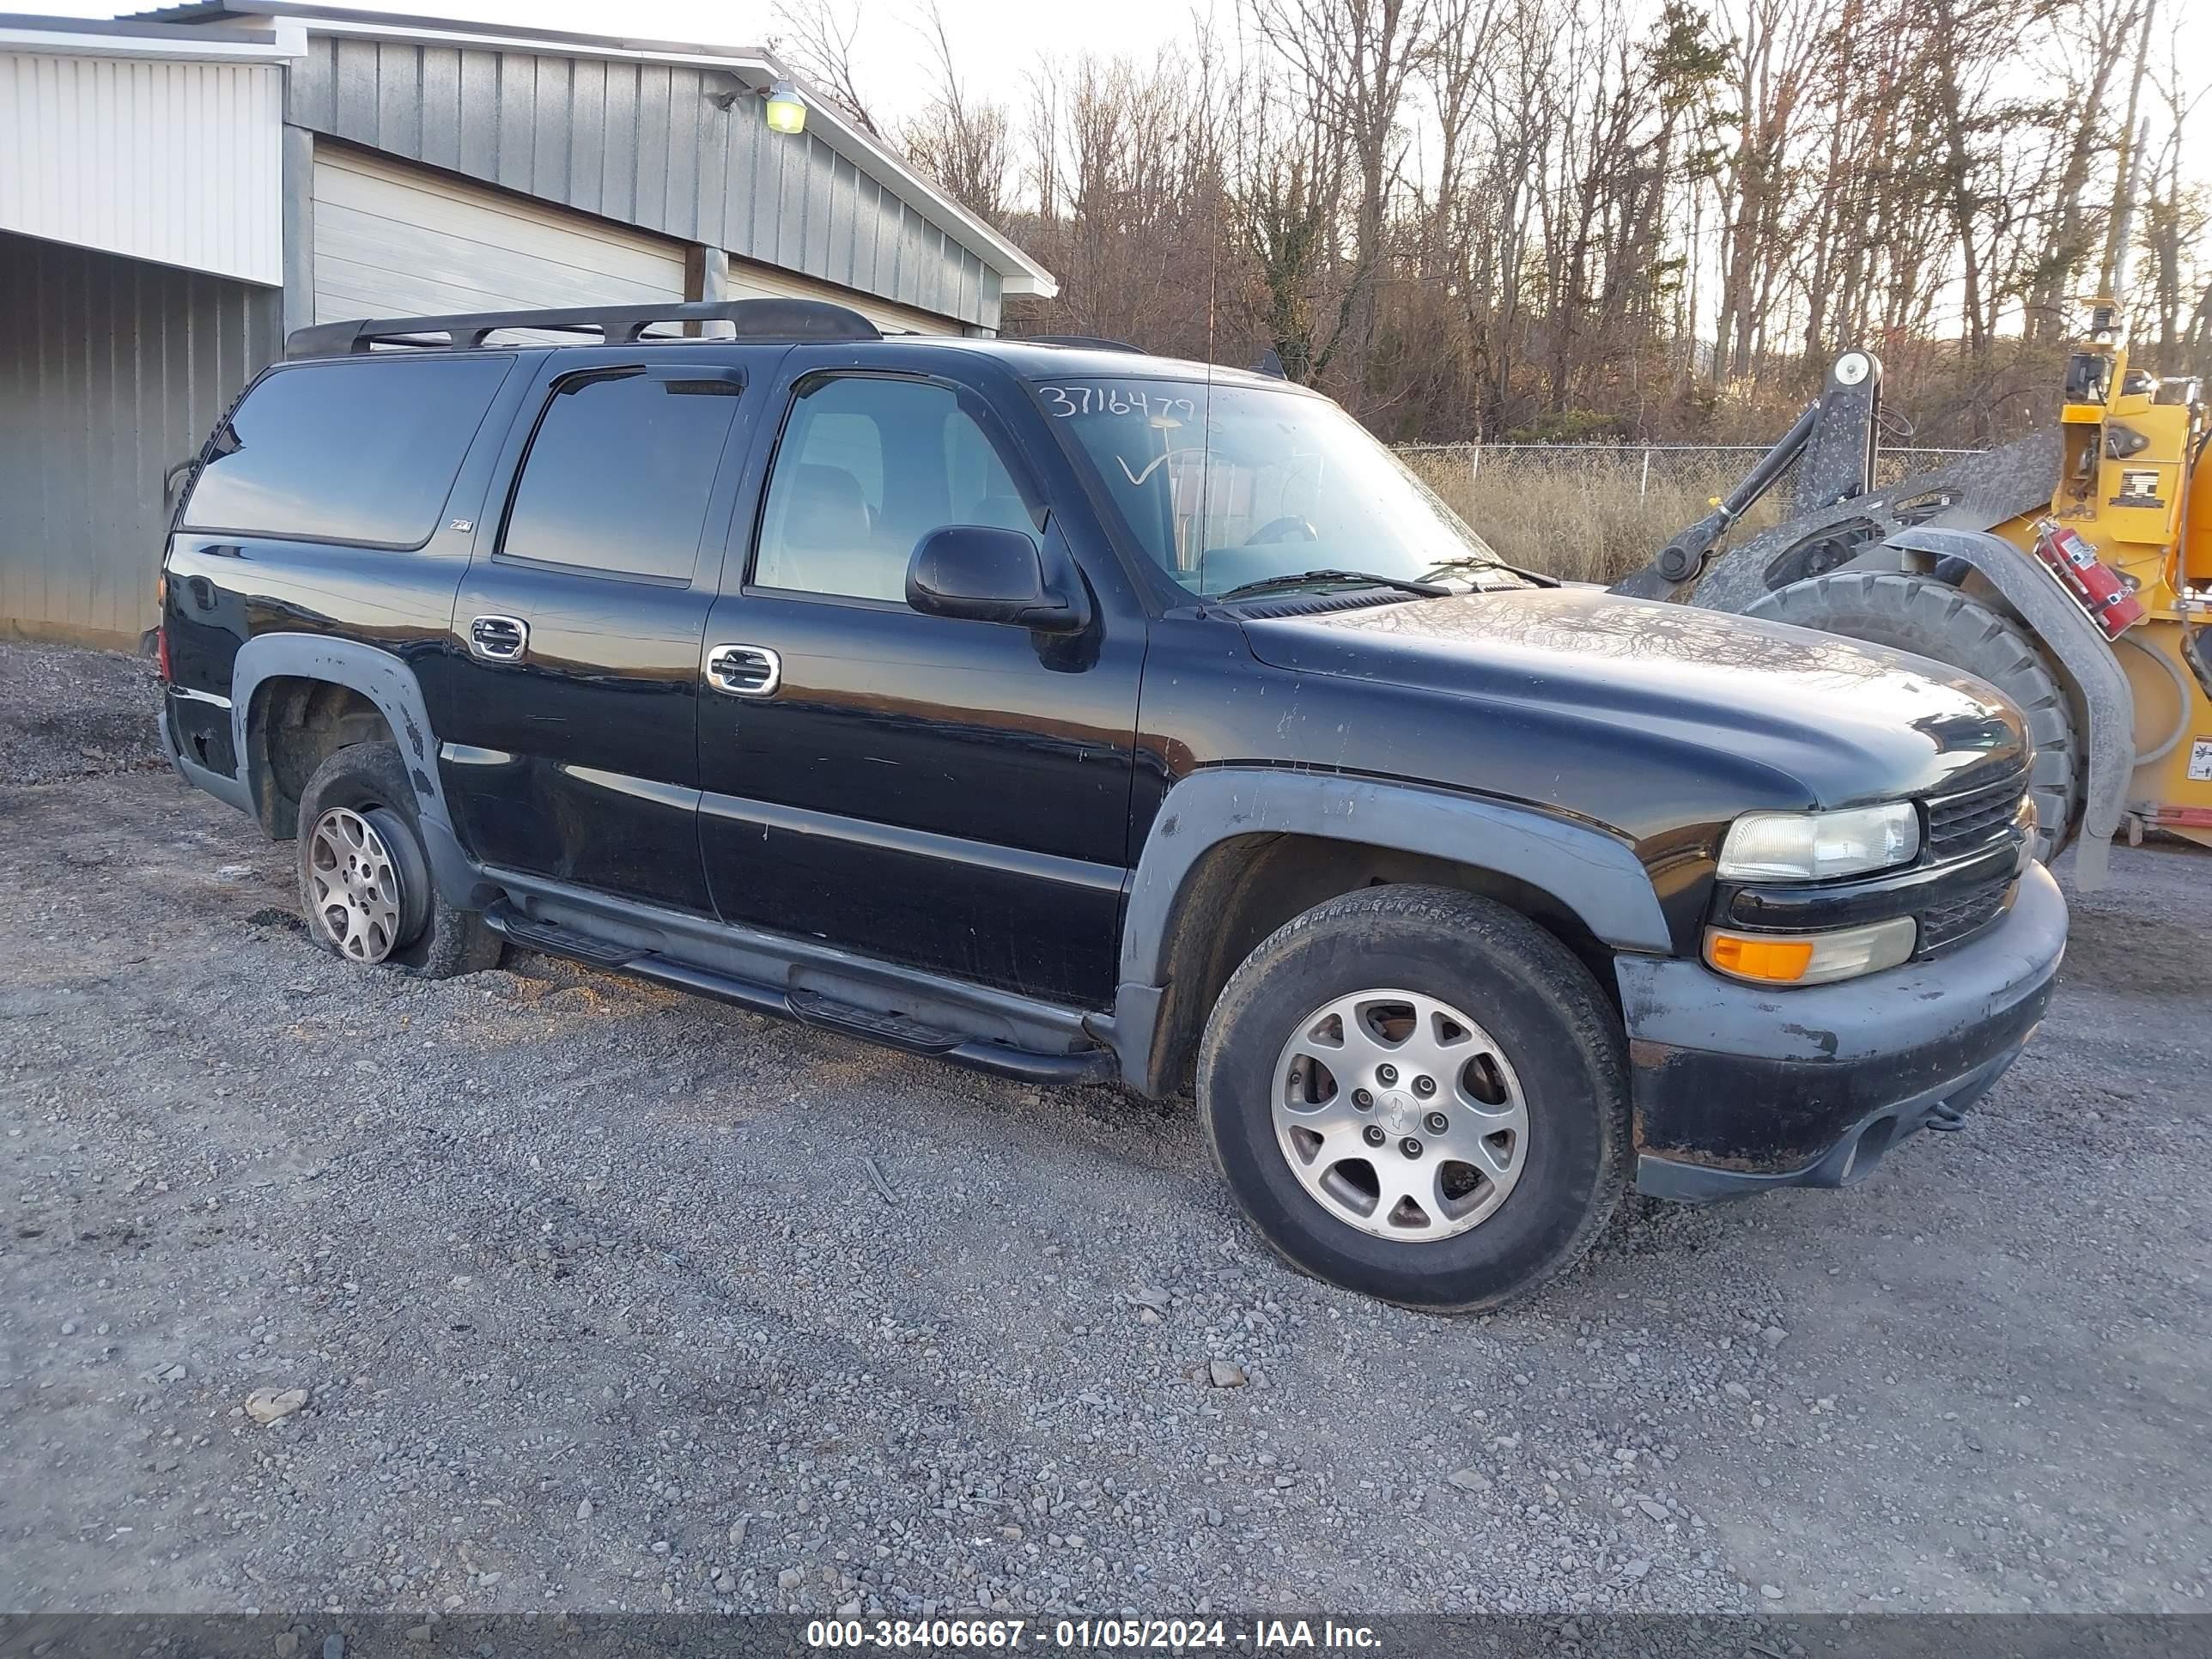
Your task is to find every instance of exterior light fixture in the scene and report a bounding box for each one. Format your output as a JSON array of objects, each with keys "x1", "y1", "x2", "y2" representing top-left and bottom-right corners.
[{"x1": 764, "y1": 80, "x2": 806, "y2": 136}]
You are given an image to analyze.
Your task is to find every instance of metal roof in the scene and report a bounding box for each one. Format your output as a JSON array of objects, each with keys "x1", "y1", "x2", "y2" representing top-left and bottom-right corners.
[
  {"x1": 123, "y1": 3, "x2": 1057, "y2": 300},
  {"x1": 0, "y1": 9, "x2": 298, "y2": 59}
]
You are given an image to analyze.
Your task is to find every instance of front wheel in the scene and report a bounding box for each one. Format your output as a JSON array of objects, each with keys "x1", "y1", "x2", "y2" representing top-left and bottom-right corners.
[{"x1": 1196, "y1": 885, "x2": 1630, "y2": 1312}]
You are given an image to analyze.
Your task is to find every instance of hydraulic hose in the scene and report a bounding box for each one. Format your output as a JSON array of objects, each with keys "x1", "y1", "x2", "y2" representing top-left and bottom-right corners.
[{"x1": 2118, "y1": 630, "x2": 2195, "y2": 765}]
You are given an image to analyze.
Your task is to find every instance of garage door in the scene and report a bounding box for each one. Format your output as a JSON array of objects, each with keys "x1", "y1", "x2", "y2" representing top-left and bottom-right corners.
[
  {"x1": 311, "y1": 145, "x2": 686, "y2": 324},
  {"x1": 720, "y1": 256, "x2": 957, "y2": 337}
]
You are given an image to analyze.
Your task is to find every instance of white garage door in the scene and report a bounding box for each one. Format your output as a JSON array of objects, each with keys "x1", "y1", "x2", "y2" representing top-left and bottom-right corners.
[
  {"x1": 720, "y1": 256, "x2": 957, "y2": 337},
  {"x1": 311, "y1": 145, "x2": 686, "y2": 325}
]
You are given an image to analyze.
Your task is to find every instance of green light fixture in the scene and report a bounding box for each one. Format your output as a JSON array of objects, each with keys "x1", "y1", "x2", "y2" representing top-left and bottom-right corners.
[{"x1": 764, "y1": 80, "x2": 807, "y2": 136}]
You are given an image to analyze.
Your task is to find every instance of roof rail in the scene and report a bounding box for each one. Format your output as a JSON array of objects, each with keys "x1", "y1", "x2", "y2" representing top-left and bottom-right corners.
[
  {"x1": 1022, "y1": 334, "x2": 1143, "y2": 353},
  {"x1": 285, "y1": 297, "x2": 882, "y2": 359}
]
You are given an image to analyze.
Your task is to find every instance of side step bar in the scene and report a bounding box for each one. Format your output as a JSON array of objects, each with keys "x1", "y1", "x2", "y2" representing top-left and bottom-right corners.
[{"x1": 482, "y1": 902, "x2": 1115, "y2": 1086}]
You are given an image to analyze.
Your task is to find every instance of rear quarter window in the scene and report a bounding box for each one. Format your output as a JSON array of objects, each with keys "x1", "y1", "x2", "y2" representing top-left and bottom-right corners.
[{"x1": 183, "y1": 356, "x2": 513, "y2": 547}]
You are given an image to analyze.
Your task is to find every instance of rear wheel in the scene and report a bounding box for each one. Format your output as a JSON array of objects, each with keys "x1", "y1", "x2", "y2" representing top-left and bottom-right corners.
[
  {"x1": 294, "y1": 741, "x2": 501, "y2": 979},
  {"x1": 1196, "y1": 885, "x2": 1630, "y2": 1312},
  {"x1": 1744, "y1": 570, "x2": 2079, "y2": 857}
]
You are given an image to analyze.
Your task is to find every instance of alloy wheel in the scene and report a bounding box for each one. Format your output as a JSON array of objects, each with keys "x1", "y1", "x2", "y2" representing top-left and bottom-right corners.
[
  {"x1": 1269, "y1": 988, "x2": 1529, "y2": 1241},
  {"x1": 307, "y1": 805, "x2": 404, "y2": 963}
]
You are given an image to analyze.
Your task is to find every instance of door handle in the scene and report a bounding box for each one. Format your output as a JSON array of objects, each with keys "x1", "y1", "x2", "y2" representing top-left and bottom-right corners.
[
  {"x1": 706, "y1": 643, "x2": 781, "y2": 697},
  {"x1": 469, "y1": 614, "x2": 529, "y2": 662}
]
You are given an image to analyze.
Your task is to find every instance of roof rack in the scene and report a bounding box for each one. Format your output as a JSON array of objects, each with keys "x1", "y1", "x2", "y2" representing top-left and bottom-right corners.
[
  {"x1": 1022, "y1": 334, "x2": 1143, "y2": 353},
  {"x1": 285, "y1": 297, "x2": 882, "y2": 359}
]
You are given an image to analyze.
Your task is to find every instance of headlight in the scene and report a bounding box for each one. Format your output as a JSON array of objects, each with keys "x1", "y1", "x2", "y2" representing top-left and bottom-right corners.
[
  {"x1": 1705, "y1": 917, "x2": 1917, "y2": 986},
  {"x1": 1717, "y1": 803, "x2": 1920, "y2": 882}
]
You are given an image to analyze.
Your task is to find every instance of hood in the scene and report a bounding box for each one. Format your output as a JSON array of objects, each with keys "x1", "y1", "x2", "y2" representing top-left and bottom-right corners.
[{"x1": 1237, "y1": 586, "x2": 2027, "y2": 811}]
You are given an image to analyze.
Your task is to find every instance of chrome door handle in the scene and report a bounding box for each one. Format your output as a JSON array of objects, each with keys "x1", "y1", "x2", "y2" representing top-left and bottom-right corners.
[
  {"x1": 706, "y1": 643, "x2": 781, "y2": 697},
  {"x1": 468, "y1": 614, "x2": 529, "y2": 662}
]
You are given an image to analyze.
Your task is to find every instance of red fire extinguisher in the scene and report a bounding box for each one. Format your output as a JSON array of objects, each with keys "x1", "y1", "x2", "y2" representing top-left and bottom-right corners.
[{"x1": 2030, "y1": 517, "x2": 2145, "y2": 640}]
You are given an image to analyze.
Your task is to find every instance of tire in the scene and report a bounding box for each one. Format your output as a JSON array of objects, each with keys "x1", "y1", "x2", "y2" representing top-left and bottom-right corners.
[
  {"x1": 1743, "y1": 570, "x2": 2079, "y2": 858},
  {"x1": 1195, "y1": 885, "x2": 1630, "y2": 1313},
  {"x1": 293, "y1": 741, "x2": 502, "y2": 979}
]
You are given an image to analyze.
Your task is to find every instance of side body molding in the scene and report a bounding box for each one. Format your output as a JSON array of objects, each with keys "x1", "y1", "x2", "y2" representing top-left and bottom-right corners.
[
  {"x1": 1109, "y1": 768, "x2": 1672, "y2": 1092},
  {"x1": 225, "y1": 634, "x2": 485, "y2": 904}
]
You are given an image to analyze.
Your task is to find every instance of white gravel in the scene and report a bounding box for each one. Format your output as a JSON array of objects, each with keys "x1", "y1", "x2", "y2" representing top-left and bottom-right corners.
[{"x1": 1, "y1": 640, "x2": 2207, "y2": 1617}]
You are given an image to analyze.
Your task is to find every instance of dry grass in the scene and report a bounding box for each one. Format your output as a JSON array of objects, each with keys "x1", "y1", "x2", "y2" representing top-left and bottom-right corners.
[{"x1": 1401, "y1": 449, "x2": 1783, "y2": 585}]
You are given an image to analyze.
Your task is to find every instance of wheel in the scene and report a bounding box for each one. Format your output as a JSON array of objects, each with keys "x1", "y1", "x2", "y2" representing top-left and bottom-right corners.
[
  {"x1": 294, "y1": 741, "x2": 502, "y2": 979},
  {"x1": 1743, "y1": 570, "x2": 2079, "y2": 858},
  {"x1": 1196, "y1": 885, "x2": 1631, "y2": 1312}
]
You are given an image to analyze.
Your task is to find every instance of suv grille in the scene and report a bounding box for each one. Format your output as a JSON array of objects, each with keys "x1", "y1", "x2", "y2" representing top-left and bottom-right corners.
[
  {"x1": 1917, "y1": 871, "x2": 2013, "y2": 951},
  {"x1": 1926, "y1": 765, "x2": 2028, "y2": 861}
]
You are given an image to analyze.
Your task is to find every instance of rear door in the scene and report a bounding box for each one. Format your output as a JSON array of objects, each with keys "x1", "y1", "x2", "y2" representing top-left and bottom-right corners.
[{"x1": 434, "y1": 348, "x2": 776, "y2": 915}]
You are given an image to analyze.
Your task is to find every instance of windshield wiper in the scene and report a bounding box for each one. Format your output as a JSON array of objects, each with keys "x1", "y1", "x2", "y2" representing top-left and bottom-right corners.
[
  {"x1": 1419, "y1": 556, "x2": 1560, "y2": 587},
  {"x1": 1214, "y1": 568, "x2": 1451, "y2": 602}
]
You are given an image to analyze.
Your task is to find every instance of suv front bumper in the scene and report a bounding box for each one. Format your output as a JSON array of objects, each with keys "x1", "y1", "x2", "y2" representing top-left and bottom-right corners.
[{"x1": 1617, "y1": 860, "x2": 2066, "y2": 1201}]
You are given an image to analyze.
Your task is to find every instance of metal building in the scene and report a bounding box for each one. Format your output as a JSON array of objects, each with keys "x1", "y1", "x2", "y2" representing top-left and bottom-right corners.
[{"x1": 0, "y1": 5, "x2": 1057, "y2": 648}]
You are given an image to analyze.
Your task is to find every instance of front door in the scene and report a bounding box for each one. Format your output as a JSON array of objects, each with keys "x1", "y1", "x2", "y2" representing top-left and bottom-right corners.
[
  {"x1": 694, "y1": 359, "x2": 1145, "y2": 1007},
  {"x1": 436, "y1": 352, "x2": 764, "y2": 915}
]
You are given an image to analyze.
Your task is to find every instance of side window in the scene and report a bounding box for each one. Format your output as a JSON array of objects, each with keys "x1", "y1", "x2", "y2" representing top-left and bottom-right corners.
[
  {"x1": 499, "y1": 368, "x2": 745, "y2": 585},
  {"x1": 754, "y1": 374, "x2": 1036, "y2": 602},
  {"x1": 183, "y1": 356, "x2": 511, "y2": 547}
]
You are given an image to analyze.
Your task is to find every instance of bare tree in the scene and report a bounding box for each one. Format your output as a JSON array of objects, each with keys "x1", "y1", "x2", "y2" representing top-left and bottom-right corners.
[
  {"x1": 1249, "y1": 0, "x2": 1438, "y2": 392},
  {"x1": 797, "y1": 0, "x2": 2212, "y2": 442},
  {"x1": 903, "y1": 0, "x2": 1014, "y2": 226},
  {"x1": 769, "y1": 0, "x2": 884, "y2": 137}
]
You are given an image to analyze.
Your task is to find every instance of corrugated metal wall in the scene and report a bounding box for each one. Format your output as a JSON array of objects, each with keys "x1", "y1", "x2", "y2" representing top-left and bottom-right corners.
[
  {"x1": 0, "y1": 234, "x2": 280, "y2": 647},
  {"x1": 0, "y1": 50, "x2": 284, "y2": 287},
  {"x1": 285, "y1": 35, "x2": 1004, "y2": 330}
]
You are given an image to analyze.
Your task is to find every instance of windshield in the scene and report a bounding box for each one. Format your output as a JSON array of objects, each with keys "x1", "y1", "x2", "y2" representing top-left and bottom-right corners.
[{"x1": 1035, "y1": 375, "x2": 1504, "y2": 597}]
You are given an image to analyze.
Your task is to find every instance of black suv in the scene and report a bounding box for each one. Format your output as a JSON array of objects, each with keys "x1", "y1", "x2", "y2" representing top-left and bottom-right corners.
[{"x1": 158, "y1": 297, "x2": 2065, "y2": 1310}]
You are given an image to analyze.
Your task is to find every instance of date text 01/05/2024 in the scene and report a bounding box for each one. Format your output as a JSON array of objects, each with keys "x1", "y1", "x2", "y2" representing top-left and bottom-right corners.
[{"x1": 804, "y1": 1617, "x2": 1384, "y2": 1650}]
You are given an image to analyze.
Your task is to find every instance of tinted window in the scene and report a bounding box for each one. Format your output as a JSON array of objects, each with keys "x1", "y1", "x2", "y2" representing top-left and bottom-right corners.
[
  {"x1": 500, "y1": 369, "x2": 745, "y2": 585},
  {"x1": 755, "y1": 375, "x2": 1036, "y2": 602},
  {"x1": 184, "y1": 356, "x2": 511, "y2": 546}
]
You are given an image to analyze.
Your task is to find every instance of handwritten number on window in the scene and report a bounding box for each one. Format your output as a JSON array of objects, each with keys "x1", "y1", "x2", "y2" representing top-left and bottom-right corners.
[{"x1": 1039, "y1": 385, "x2": 1198, "y2": 424}]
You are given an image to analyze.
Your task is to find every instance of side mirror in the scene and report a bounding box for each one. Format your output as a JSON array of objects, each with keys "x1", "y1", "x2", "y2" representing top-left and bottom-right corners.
[{"x1": 905, "y1": 525, "x2": 1090, "y2": 633}]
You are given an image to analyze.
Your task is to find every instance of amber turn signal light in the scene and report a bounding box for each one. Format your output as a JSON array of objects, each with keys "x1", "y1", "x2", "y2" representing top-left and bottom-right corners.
[
  {"x1": 1704, "y1": 917, "x2": 1917, "y2": 988},
  {"x1": 1706, "y1": 933, "x2": 1816, "y2": 982}
]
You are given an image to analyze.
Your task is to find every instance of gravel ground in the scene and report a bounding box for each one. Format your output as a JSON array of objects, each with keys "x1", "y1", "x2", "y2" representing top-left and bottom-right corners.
[{"x1": 2, "y1": 640, "x2": 2208, "y2": 1619}]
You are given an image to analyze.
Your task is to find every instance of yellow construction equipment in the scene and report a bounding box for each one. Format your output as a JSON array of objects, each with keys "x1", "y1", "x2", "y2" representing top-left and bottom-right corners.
[{"x1": 1615, "y1": 303, "x2": 2211, "y2": 886}]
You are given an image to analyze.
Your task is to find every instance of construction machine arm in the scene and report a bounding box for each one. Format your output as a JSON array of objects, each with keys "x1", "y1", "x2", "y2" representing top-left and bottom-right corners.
[
  {"x1": 1626, "y1": 350, "x2": 1886, "y2": 597},
  {"x1": 1651, "y1": 399, "x2": 1821, "y2": 584}
]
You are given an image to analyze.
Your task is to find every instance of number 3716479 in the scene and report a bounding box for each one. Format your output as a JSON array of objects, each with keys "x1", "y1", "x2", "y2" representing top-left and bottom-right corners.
[{"x1": 1037, "y1": 384, "x2": 1199, "y2": 423}]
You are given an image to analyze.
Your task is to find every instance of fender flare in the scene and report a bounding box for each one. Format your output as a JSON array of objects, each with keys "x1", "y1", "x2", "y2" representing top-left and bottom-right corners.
[
  {"x1": 228, "y1": 634, "x2": 483, "y2": 903},
  {"x1": 1108, "y1": 768, "x2": 1672, "y2": 1093},
  {"x1": 1884, "y1": 526, "x2": 2131, "y2": 890}
]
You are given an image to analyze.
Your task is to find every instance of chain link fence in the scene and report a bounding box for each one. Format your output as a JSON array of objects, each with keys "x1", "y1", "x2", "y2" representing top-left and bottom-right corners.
[{"x1": 1395, "y1": 441, "x2": 1986, "y2": 585}]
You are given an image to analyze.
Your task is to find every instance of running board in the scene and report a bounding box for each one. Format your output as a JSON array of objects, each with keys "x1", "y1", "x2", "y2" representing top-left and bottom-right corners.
[
  {"x1": 489, "y1": 908, "x2": 638, "y2": 967},
  {"x1": 481, "y1": 902, "x2": 1114, "y2": 1086}
]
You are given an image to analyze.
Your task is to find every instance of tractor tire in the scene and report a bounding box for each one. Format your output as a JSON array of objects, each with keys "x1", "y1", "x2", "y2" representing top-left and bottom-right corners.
[{"x1": 1743, "y1": 570, "x2": 2079, "y2": 858}]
